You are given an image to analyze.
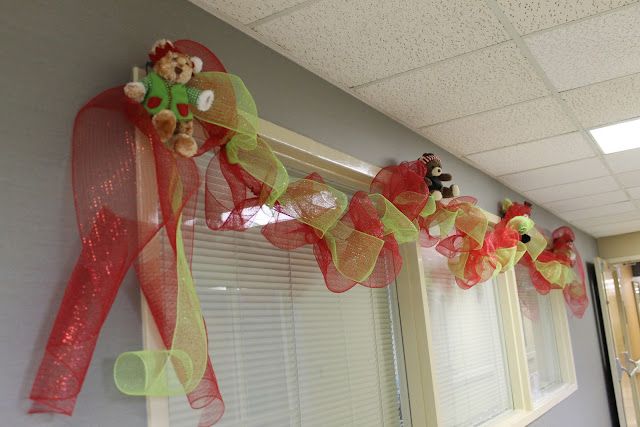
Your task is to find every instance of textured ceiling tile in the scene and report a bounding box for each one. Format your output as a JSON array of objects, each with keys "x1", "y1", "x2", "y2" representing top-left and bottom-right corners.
[
  {"x1": 523, "y1": 176, "x2": 619, "y2": 203},
  {"x1": 560, "y1": 200, "x2": 636, "y2": 221},
  {"x1": 525, "y1": 4, "x2": 640, "y2": 91},
  {"x1": 545, "y1": 190, "x2": 628, "y2": 212},
  {"x1": 355, "y1": 42, "x2": 548, "y2": 127},
  {"x1": 495, "y1": 0, "x2": 638, "y2": 35},
  {"x1": 500, "y1": 157, "x2": 609, "y2": 191},
  {"x1": 419, "y1": 97, "x2": 575, "y2": 155},
  {"x1": 561, "y1": 72, "x2": 640, "y2": 128},
  {"x1": 587, "y1": 219, "x2": 640, "y2": 237},
  {"x1": 604, "y1": 147, "x2": 640, "y2": 173},
  {"x1": 254, "y1": 0, "x2": 509, "y2": 86},
  {"x1": 466, "y1": 132, "x2": 595, "y2": 176},
  {"x1": 199, "y1": 0, "x2": 308, "y2": 24},
  {"x1": 628, "y1": 187, "x2": 640, "y2": 199},
  {"x1": 616, "y1": 170, "x2": 640, "y2": 187},
  {"x1": 573, "y1": 209, "x2": 640, "y2": 228}
]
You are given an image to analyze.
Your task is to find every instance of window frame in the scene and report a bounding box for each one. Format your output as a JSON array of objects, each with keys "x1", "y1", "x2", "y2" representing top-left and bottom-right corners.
[
  {"x1": 396, "y1": 221, "x2": 577, "y2": 426},
  {"x1": 138, "y1": 109, "x2": 577, "y2": 426}
]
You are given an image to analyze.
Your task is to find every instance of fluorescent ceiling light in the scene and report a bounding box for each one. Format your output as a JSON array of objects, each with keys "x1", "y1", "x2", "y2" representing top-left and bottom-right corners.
[{"x1": 590, "y1": 117, "x2": 640, "y2": 154}]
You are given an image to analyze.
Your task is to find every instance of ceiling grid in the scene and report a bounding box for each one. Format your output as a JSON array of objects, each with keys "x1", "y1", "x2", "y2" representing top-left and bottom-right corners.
[{"x1": 191, "y1": 0, "x2": 640, "y2": 237}]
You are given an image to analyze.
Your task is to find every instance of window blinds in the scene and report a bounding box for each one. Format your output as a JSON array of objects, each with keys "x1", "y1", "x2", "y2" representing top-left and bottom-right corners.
[
  {"x1": 515, "y1": 264, "x2": 562, "y2": 401},
  {"x1": 166, "y1": 153, "x2": 405, "y2": 427},
  {"x1": 421, "y1": 246, "x2": 513, "y2": 426}
]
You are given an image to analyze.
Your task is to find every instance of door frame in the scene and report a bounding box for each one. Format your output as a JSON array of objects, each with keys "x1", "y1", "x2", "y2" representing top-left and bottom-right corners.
[{"x1": 594, "y1": 256, "x2": 640, "y2": 427}]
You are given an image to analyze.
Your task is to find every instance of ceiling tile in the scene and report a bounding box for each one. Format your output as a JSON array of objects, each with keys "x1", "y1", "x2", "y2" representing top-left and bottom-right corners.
[
  {"x1": 500, "y1": 157, "x2": 609, "y2": 191},
  {"x1": 524, "y1": 176, "x2": 618, "y2": 203},
  {"x1": 545, "y1": 190, "x2": 628, "y2": 212},
  {"x1": 466, "y1": 132, "x2": 594, "y2": 176},
  {"x1": 604, "y1": 147, "x2": 640, "y2": 173},
  {"x1": 254, "y1": 0, "x2": 509, "y2": 86},
  {"x1": 573, "y1": 209, "x2": 640, "y2": 228},
  {"x1": 495, "y1": 0, "x2": 638, "y2": 35},
  {"x1": 616, "y1": 170, "x2": 640, "y2": 187},
  {"x1": 628, "y1": 187, "x2": 640, "y2": 199},
  {"x1": 561, "y1": 72, "x2": 640, "y2": 129},
  {"x1": 525, "y1": 4, "x2": 640, "y2": 91},
  {"x1": 587, "y1": 219, "x2": 640, "y2": 237},
  {"x1": 355, "y1": 42, "x2": 548, "y2": 127},
  {"x1": 561, "y1": 200, "x2": 636, "y2": 221},
  {"x1": 420, "y1": 97, "x2": 575, "y2": 155},
  {"x1": 198, "y1": 0, "x2": 308, "y2": 24}
]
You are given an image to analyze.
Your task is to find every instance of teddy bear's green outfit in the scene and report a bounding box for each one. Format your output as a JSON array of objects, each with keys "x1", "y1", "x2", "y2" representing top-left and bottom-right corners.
[{"x1": 140, "y1": 72, "x2": 202, "y2": 121}]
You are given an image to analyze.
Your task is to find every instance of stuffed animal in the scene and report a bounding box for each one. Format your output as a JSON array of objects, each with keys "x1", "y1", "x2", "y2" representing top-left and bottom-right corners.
[
  {"x1": 124, "y1": 39, "x2": 214, "y2": 157},
  {"x1": 500, "y1": 198, "x2": 533, "y2": 243},
  {"x1": 419, "y1": 153, "x2": 460, "y2": 200}
]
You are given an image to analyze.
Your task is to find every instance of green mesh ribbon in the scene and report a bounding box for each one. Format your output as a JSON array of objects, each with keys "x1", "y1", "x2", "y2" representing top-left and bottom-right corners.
[
  {"x1": 534, "y1": 260, "x2": 577, "y2": 289},
  {"x1": 524, "y1": 226, "x2": 547, "y2": 261},
  {"x1": 114, "y1": 213, "x2": 208, "y2": 396},
  {"x1": 325, "y1": 221, "x2": 385, "y2": 282},
  {"x1": 190, "y1": 72, "x2": 288, "y2": 205},
  {"x1": 277, "y1": 178, "x2": 348, "y2": 236},
  {"x1": 369, "y1": 193, "x2": 418, "y2": 244},
  {"x1": 420, "y1": 194, "x2": 437, "y2": 218}
]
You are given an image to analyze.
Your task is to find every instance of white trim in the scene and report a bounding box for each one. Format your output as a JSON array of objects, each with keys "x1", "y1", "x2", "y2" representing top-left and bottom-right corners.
[
  {"x1": 595, "y1": 257, "x2": 628, "y2": 426},
  {"x1": 395, "y1": 241, "x2": 439, "y2": 427},
  {"x1": 604, "y1": 254, "x2": 640, "y2": 265},
  {"x1": 496, "y1": 268, "x2": 532, "y2": 411}
]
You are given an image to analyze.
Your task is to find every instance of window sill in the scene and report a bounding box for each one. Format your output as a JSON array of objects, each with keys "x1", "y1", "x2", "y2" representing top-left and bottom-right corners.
[{"x1": 483, "y1": 383, "x2": 578, "y2": 427}]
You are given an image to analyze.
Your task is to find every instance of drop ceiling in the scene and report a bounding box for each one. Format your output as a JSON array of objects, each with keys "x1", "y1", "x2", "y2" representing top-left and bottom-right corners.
[{"x1": 193, "y1": 0, "x2": 640, "y2": 238}]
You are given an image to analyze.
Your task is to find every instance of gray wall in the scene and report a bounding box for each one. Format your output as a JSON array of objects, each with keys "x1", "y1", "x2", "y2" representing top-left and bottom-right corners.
[{"x1": 1, "y1": 0, "x2": 611, "y2": 425}]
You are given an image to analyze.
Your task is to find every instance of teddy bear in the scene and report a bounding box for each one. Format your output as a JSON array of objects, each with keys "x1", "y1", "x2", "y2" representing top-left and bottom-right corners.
[
  {"x1": 419, "y1": 153, "x2": 460, "y2": 201},
  {"x1": 124, "y1": 39, "x2": 214, "y2": 157},
  {"x1": 500, "y1": 198, "x2": 534, "y2": 243}
]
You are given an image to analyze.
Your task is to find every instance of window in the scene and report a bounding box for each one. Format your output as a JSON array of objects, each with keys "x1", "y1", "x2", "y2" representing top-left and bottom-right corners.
[
  {"x1": 397, "y1": 218, "x2": 577, "y2": 426},
  {"x1": 141, "y1": 117, "x2": 578, "y2": 427},
  {"x1": 515, "y1": 264, "x2": 563, "y2": 402},
  {"x1": 145, "y1": 142, "x2": 408, "y2": 426},
  {"x1": 421, "y1": 247, "x2": 513, "y2": 425}
]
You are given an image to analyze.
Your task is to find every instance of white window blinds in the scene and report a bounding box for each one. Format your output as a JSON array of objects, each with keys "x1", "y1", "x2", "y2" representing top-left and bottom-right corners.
[
  {"x1": 421, "y1": 246, "x2": 513, "y2": 426},
  {"x1": 166, "y1": 153, "x2": 406, "y2": 427},
  {"x1": 515, "y1": 264, "x2": 562, "y2": 402}
]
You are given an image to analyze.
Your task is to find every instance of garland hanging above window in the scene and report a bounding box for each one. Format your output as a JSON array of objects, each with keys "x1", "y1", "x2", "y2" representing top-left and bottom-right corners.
[{"x1": 29, "y1": 39, "x2": 588, "y2": 426}]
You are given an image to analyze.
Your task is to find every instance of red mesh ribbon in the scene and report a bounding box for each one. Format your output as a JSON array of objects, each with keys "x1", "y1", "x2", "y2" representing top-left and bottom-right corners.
[
  {"x1": 369, "y1": 160, "x2": 429, "y2": 221},
  {"x1": 261, "y1": 174, "x2": 403, "y2": 292},
  {"x1": 418, "y1": 196, "x2": 487, "y2": 248},
  {"x1": 502, "y1": 201, "x2": 589, "y2": 317},
  {"x1": 437, "y1": 219, "x2": 521, "y2": 289},
  {"x1": 29, "y1": 40, "x2": 226, "y2": 426},
  {"x1": 517, "y1": 227, "x2": 589, "y2": 318},
  {"x1": 204, "y1": 146, "x2": 273, "y2": 231},
  {"x1": 523, "y1": 226, "x2": 588, "y2": 317}
]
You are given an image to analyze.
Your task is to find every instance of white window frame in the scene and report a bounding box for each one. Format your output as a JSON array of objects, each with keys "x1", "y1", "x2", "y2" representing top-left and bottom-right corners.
[
  {"x1": 396, "y1": 215, "x2": 577, "y2": 427},
  {"x1": 137, "y1": 109, "x2": 577, "y2": 426}
]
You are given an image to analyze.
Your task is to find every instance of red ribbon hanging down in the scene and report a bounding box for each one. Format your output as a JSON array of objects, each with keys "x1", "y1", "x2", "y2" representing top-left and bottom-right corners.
[{"x1": 29, "y1": 40, "x2": 227, "y2": 426}]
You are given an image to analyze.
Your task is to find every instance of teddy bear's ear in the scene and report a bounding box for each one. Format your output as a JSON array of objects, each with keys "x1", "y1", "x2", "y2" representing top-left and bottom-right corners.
[
  {"x1": 501, "y1": 198, "x2": 513, "y2": 214},
  {"x1": 150, "y1": 39, "x2": 173, "y2": 54},
  {"x1": 191, "y1": 56, "x2": 203, "y2": 73}
]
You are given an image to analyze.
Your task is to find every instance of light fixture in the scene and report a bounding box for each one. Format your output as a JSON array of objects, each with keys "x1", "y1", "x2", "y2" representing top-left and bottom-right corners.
[{"x1": 590, "y1": 117, "x2": 640, "y2": 154}]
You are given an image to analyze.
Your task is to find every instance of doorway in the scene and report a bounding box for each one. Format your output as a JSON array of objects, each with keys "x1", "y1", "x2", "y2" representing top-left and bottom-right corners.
[{"x1": 596, "y1": 258, "x2": 640, "y2": 426}]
